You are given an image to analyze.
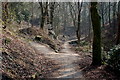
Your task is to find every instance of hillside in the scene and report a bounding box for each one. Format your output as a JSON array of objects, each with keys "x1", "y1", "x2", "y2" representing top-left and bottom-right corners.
[
  {"x1": 2, "y1": 29, "x2": 60, "y2": 79},
  {"x1": 19, "y1": 27, "x2": 61, "y2": 52},
  {"x1": 1, "y1": 1, "x2": 120, "y2": 80}
]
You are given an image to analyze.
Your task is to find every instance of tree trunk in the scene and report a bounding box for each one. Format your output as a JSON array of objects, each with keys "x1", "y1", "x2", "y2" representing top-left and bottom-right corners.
[
  {"x1": 116, "y1": 16, "x2": 120, "y2": 45},
  {"x1": 116, "y1": 1, "x2": 120, "y2": 45},
  {"x1": 112, "y1": 2, "x2": 116, "y2": 34},
  {"x1": 31, "y1": 2, "x2": 34, "y2": 27},
  {"x1": 39, "y1": 2, "x2": 48, "y2": 29},
  {"x1": 2, "y1": 2, "x2": 8, "y2": 29},
  {"x1": 76, "y1": 2, "x2": 83, "y2": 45},
  {"x1": 90, "y1": 2, "x2": 102, "y2": 65},
  {"x1": 101, "y1": 2, "x2": 104, "y2": 27},
  {"x1": 109, "y1": 2, "x2": 111, "y2": 27},
  {"x1": 50, "y1": 2, "x2": 55, "y2": 28}
]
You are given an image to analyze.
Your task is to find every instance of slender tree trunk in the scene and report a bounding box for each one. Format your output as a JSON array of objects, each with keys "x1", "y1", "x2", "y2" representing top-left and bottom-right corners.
[
  {"x1": 2, "y1": 2, "x2": 8, "y2": 29},
  {"x1": 90, "y1": 2, "x2": 102, "y2": 65},
  {"x1": 46, "y1": 2, "x2": 49, "y2": 24},
  {"x1": 39, "y1": 2, "x2": 44, "y2": 29},
  {"x1": 76, "y1": 2, "x2": 83, "y2": 45},
  {"x1": 101, "y1": 2, "x2": 104, "y2": 27},
  {"x1": 116, "y1": 16, "x2": 120, "y2": 45},
  {"x1": 116, "y1": 1, "x2": 120, "y2": 45},
  {"x1": 109, "y1": 2, "x2": 111, "y2": 27},
  {"x1": 39, "y1": 2, "x2": 48, "y2": 29},
  {"x1": 31, "y1": 2, "x2": 34, "y2": 27},
  {"x1": 113, "y1": 2, "x2": 116, "y2": 34},
  {"x1": 76, "y1": 3, "x2": 80, "y2": 45},
  {"x1": 50, "y1": 2, "x2": 55, "y2": 28}
]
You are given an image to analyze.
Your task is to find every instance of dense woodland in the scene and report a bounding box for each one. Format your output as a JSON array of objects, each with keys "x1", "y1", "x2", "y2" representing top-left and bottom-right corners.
[{"x1": 1, "y1": 1, "x2": 120, "y2": 80}]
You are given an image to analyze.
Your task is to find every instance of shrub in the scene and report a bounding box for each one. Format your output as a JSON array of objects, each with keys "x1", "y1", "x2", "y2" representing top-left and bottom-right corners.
[{"x1": 107, "y1": 45, "x2": 120, "y2": 73}]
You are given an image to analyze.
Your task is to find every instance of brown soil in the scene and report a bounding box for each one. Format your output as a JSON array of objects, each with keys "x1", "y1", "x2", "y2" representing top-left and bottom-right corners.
[
  {"x1": 2, "y1": 29, "x2": 120, "y2": 80},
  {"x1": 71, "y1": 44, "x2": 120, "y2": 80},
  {"x1": 2, "y1": 30, "x2": 60, "y2": 80},
  {"x1": 19, "y1": 27, "x2": 62, "y2": 51}
]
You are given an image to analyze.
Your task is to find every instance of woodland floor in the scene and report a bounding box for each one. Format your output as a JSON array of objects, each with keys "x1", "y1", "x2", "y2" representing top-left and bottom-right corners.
[
  {"x1": 2, "y1": 28, "x2": 120, "y2": 80},
  {"x1": 30, "y1": 40, "x2": 120, "y2": 79},
  {"x1": 30, "y1": 41, "x2": 84, "y2": 79},
  {"x1": 2, "y1": 30, "x2": 60, "y2": 79},
  {"x1": 70, "y1": 42, "x2": 120, "y2": 80}
]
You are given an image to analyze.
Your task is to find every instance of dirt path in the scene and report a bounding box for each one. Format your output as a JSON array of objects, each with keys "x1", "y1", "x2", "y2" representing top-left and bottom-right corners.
[{"x1": 30, "y1": 41, "x2": 85, "y2": 79}]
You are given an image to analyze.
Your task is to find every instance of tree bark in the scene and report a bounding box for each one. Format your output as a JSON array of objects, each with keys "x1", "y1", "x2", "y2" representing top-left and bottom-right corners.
[
  {"x1": 2, "y1": 2, "x2": 8, "y2": 29},
  {"x1": 101, "y1": 2, "x2": 104, "y2": 27},
  {"x1": 50, "y1": 2, "x2": 55, "y2": 28},
  {"x1": 112, "y1": 2, "x2": 116, "y2": 34},
  {"x1": 31, "y1": 2, "x2": 34, "y2": 27},
  {"x1": 76, "y1": 2, "x2": 83, "y2": 45},
  {"x1": 39, "y1": 2, "x2": 48, "y2": 29},
  {"x1": 116, "y1": 1, "x2": 120, "y2": 45},
  {"x1": 90, "y1": 2, "x2": 102, "y2": 65},
  {"x1": 109, "y1": 2, "x2": 111, "y2": 27}
]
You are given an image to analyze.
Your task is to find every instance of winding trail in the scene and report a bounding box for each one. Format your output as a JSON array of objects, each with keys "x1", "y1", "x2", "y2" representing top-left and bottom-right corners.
[{"x1": 30, "y1": 41, "x2": 85, "y2": 79}]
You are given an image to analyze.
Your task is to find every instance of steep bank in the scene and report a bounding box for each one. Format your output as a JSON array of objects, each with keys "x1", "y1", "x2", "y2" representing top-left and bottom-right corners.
[{"x1": 2, "y1": 29, "x2": 59, "y2": 79}]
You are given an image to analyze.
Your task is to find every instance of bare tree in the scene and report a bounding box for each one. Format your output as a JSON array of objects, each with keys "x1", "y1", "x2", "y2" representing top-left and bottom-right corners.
[
  {"x1": 101, "y1": 2, "x2": 105, "y2": 27},
  {"x1": 49, "y1": 2, "x2": 55, "y2": 28},
  {"x1": 112, "y1": 2, "x2": 117, "y2": 34},
  {"x1": 76, "y1": 1, "x2": 83, "y2": 45},
  {"x1": 39, "y1": 2, "x2": 48, "y2": 29},
  {"x1": 109, "y1": 2, "x2": 111, "y2": 27},
  {"x1": 116, "y1": 1, "x2": 120, "y2": 45},
  {"x1": 2, "y1": 2, "x2": 8, "y2": 29},
  {"x1": 31, "y1": 2, "x2": 34, "y2": 27}
]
